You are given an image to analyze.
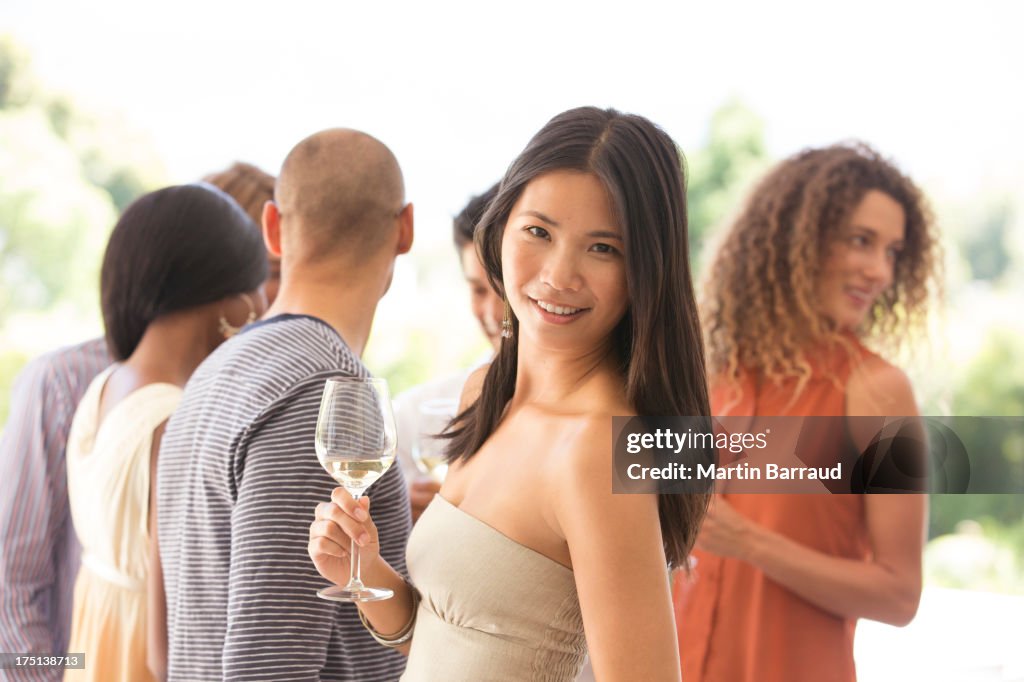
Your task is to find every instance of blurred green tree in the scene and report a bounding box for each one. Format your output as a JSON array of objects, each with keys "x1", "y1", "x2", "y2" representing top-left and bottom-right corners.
[
  {"x1": 0, "y1": 35, "x2": 165, "y2": 427},
  {"x1": 368, "y1": 329, "x2": 443, "y2": 398},
  {"x1": 962, "y1": 198, "x2": 1014, "y2": 282},
  {"x1": 685, "y1": 99, "x2": 771, "y2": 265},
  {"x1": 0, "y1": 36, "x2": 32, "y2": 109},
  {"x1": 930, "y1": 329, "x2": 1024, "y2": 541},
  {"x1": 0, "y1": 107, "x2": 116, "y2": 316}
]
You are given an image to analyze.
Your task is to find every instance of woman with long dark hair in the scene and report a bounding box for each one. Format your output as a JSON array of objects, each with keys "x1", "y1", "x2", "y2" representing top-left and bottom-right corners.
[
  {"x1": 65, "y1": 184, "x2": 267, "y2": 682},
  {"x1": 674, "y1": 143, "x2": 940, "y2": 682},
  {"x1": 308, "y1": 106, "x2": 711, "y2": 680}
]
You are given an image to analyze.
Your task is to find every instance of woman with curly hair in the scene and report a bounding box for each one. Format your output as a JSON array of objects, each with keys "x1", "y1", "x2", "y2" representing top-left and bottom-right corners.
[{"x1": 674, "y1": 143, "x2": 940, "y2": 682}]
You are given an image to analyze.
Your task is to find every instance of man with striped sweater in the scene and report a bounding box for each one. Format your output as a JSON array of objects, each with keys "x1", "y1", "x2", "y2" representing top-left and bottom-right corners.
[{"x1": 157, "y1": 129, "x2": 414, "y2": 681}]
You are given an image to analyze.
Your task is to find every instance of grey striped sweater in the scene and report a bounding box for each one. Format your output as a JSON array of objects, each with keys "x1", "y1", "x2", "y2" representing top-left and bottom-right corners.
[{"x1": 157, "y1": 315, "x2": 410, "y2": 682}]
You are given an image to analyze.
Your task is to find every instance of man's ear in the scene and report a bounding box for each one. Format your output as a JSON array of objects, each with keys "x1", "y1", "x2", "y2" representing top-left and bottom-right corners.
[
  {"x1": 396, "y1": 202, "x2": 414, "y2": 255},
  {"x1": 263, "y1": 200, "x2": 283, "y2": 258}
]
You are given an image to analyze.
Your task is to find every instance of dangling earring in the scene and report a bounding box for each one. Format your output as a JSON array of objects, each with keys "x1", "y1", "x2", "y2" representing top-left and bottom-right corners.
[
  {"x1": 218, "y1": 293, "x2": 258, "y2": 340},
  {"x1": 501, "y1": 298, "x2": 513, "y2": 339}
]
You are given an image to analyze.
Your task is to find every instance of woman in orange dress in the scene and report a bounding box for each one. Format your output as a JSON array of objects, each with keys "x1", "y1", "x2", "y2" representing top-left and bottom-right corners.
[{"x1": 674, "y1": 143, "x2": 941, "y2": 681}]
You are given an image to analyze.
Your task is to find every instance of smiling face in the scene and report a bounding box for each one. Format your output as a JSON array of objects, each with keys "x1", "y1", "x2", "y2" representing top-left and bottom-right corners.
[
  {"x1": 817, "y1": 189, "x2": 907, "y2": 331},
  {"x1": 500, "y1": 170, "x2": 628, "y2": 351}
]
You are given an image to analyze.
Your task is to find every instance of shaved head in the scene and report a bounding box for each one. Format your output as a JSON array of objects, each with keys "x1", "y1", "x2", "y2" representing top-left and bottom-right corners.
[{"x1": 275, "y1": 129, "x2": 405, "y2": 262}]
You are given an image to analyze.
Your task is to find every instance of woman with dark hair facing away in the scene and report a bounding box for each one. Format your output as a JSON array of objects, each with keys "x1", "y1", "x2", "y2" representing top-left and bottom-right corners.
[
  {"x1": 64, "y1": 184, "x2": 268, "y2": 682},
  {"x1": 308, "y1": 106, "x2": 711, "y2": 681},
  {"x1": 674, "y1": 143, "x2": 941, "y2": 682}
]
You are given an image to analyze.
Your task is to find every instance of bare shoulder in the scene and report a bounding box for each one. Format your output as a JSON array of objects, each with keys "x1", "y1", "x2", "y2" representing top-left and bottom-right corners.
[
  {"x1": 847, "y1": 352, "x2": 917, "y2": 416},
  {"x1": 549, "y1": 411, "x2": 656, "y2": 538},
  {"x1": 549, "y1": 406, "x2": 632, "y2": 479},
  {"x1": 555, "y1": 382, "x2": 634, "y2": 470},
  {"x1": 457, "y1": 364, "x2": 490, "y2": 413},
  {"x1": 551, "y1": 415, "x2": 612, "y2": 485}
]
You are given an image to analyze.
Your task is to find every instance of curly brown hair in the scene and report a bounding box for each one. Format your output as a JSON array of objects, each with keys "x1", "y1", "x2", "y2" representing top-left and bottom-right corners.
[
  {"x1": 702, "y1": 142, "x2": 940, "y2": 396},
  {"x1": 202, "y1": 162, "x2": 275, "y2": 228}
]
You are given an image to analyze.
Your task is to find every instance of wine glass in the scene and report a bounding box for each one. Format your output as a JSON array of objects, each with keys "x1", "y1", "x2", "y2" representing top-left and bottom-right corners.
[
  {"x1": 314, "y1": 377, "x2": 397, "y2": 602},
  {"x1": 411, "y1": 398, "x2": 458, "y2": 484}
]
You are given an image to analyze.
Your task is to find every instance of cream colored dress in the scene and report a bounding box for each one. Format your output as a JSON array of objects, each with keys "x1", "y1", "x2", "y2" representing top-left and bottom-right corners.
[
  {"x1": 64, "y1": 367, "x2": 181, "y2": 682},
  {"x1": 402, "y1": 495, "x2": 587, "y2": 681}
]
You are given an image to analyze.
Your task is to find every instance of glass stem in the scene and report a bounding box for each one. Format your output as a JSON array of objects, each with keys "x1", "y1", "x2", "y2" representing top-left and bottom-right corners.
[{"x1": 348, "y1": 493, "x2": 364, "y2": 589}]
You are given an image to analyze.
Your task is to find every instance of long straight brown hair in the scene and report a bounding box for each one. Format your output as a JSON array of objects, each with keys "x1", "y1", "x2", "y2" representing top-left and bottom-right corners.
[{"x1": 446, "y1": 106, "x2": 711, "y2": 569}]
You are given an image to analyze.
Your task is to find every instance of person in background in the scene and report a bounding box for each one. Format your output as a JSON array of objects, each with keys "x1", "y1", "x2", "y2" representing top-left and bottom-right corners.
[
  {"x1": 674, "y1": 143, "x2": 941, "y2": 682},
  {"x1": 394, "y1": 182, "x2": 502, "y2": 521},
  {"x1": 309, "y1": 106, "x2": 711, "y2": 681},
  {"x1": 157, "y1": 129, "x2": 414, "y2": 682},
  {"x1": 0, "y1": 338, "x2": 110, "y2": 681},
  {"x1": 63, "y1": 184, "x2": 267, "y2": 682},
  {"x1": 203, "y1": 162, "x2": 282, "y2": 304},
  {"x1": 0, "y1": 163, "x2": 277, "y2": 681}
]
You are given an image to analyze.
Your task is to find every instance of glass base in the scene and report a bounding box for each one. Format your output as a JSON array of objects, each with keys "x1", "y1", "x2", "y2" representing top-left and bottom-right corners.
[{"x1": 317, "y1": 584, "x2": 394, "y2": 603}]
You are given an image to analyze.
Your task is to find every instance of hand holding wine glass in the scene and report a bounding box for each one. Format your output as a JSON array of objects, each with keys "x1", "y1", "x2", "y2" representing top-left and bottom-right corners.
[
  {"x1": 313, "y1": 377, "x2": 397, "y2": 602},
  {"x1": 310, "y1": 489, "x2": 384, "y2": 588}
]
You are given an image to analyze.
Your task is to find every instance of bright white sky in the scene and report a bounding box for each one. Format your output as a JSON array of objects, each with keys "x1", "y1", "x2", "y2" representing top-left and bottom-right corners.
[
  {"x1": 6, "y1": 0, "x2": 1022, "y2": 219},
  {"x1": 3, "y1": 0, "x2": 1023, "y2": 374}
]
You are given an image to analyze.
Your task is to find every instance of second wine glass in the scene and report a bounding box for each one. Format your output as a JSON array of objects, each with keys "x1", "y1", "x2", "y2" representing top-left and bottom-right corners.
[{"x1": 411, "y1": 398, "x2": 458, "y2": 484}]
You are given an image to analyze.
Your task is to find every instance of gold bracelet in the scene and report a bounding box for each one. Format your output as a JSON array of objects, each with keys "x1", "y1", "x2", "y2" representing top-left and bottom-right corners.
[{"x1": 358, "y1": 582, "x2": 420, "y2": 648}]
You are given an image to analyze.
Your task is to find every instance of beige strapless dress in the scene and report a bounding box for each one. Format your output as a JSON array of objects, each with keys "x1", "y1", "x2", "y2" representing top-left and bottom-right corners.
[{"x1": 402, "y1": 496, "x2": 587, "y2": 681}]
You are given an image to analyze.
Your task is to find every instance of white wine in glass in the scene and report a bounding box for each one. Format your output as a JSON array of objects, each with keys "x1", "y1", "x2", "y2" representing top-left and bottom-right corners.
[
  {"x1": 315, "y1": 377, "x2": 397, "y2": 602},
  {"x1": 411, "y1": 398, "x2": 457, "y2": 484}
]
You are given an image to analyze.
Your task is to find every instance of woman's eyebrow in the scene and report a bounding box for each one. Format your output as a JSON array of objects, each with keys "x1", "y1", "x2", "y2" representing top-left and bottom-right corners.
[
  {"x1": 517, "y1": 210, "x2": 622, "y2": 240},
  {"x1": 588, "y1": 230, "x2": 623, "y2": 241},
  {"x1": 517, "y1": 209, "x2": 559, "y2": 226},
  {"x1": 850, "y1": 224, "x2": 905, "y2": 247}
]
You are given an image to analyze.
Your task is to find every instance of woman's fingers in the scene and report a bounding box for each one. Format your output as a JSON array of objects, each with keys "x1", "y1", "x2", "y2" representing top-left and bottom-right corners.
[
  {"x1": 312, "y1": 505, "x2": 372, "y2": 546},
  {"x1": 309, "y1": 518, "x2": 349, "y2": 546},
  {"x1": 308, "y1": 535, "x2": 350, "y2": 585},
  {"x1": 309, "y1": 491, "x2": 382, "y2": 584},
  {"x1": 308, "y1": 517, "x2": 350, "y2": 560},
  {"x1": 308, "y1": 534, "x2": 349, "y2": 560},
  {"x1": 330, "y1": 487, "x2": 369, "y2": 521},
  {"x1": 314, "y1": 490, "x2": 378, "y2": 546}
]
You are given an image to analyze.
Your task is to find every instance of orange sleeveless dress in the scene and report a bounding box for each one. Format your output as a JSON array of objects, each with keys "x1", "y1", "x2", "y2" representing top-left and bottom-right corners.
[{"x1": 673, "y1": 343, "x2": 882, "y2": 682}]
